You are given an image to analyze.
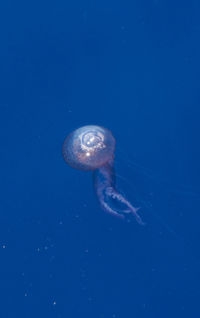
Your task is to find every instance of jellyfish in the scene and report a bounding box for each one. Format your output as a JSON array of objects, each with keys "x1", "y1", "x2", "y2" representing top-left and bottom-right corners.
[{"x1": 62, "y1": 125, "x2": 144, "y2": 224}]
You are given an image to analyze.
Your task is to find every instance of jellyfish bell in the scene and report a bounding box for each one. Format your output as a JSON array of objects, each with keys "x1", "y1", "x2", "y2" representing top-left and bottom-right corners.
[{"x1": 62, "y1": 125, "x2": 116, "y2": 171}]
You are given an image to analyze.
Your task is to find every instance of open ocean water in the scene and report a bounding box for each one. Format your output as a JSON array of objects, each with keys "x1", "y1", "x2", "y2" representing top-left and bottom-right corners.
[{"x1": 1, "y1": 0, "x2": 200, "y2": 317}]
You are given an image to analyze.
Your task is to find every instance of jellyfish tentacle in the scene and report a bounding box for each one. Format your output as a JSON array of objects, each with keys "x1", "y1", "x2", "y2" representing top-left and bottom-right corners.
[{"x1": 93, "y1": 160, "x2": 144, "y2": 225}]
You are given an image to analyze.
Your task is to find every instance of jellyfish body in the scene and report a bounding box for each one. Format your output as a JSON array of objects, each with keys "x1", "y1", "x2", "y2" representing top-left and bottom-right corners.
[{"x1": 62, "y1": 125, "x2": 144, "y2": 224}]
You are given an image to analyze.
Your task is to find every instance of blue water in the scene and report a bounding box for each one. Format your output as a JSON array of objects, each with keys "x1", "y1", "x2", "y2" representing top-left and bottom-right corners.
[{"x1": 1, "y1": 0, "x2": 200, "y2": 317}]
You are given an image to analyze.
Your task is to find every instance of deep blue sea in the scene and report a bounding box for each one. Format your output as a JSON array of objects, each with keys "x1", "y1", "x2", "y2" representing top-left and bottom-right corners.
[{"x1": 1, "y1": 0, "x2": 200, "y2": 317}]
